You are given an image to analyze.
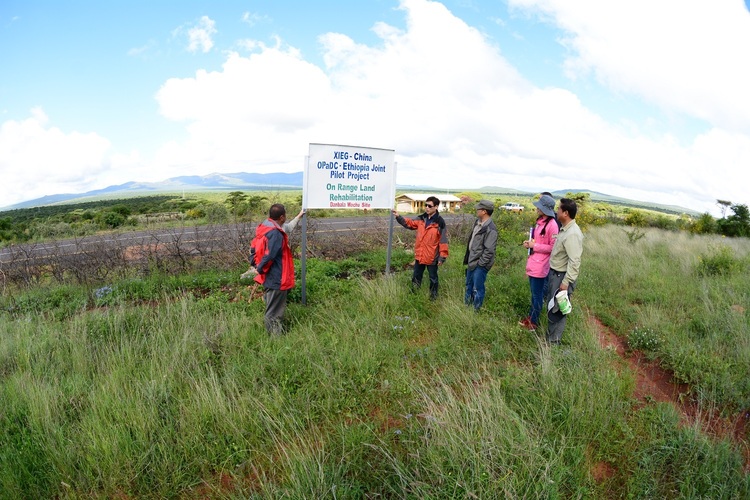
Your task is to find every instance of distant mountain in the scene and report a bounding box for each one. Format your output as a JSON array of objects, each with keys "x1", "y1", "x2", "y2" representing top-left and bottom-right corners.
[
  {"x1": 548, "y1": 189, "x2": 699, "y2": 216},
  {"x1": 2, "y1": 172, "x2": 305, "y2": 210},
  {"x1": 1, "y1": 173, "x2": 697, "y2": 216},
  {"x1": 475, "y1": 186, "x2": 533, "y2": 195}
]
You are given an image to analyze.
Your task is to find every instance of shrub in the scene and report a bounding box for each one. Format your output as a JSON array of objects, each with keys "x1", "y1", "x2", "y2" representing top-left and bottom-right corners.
[
  {"x1": 185, "y1": 208, "x2": 205, "y2": 220},
  {"x1": 624, "y1": 209, "x2": 648, "y2": 227},
  {"x1": 690, "y1": 213, "x2": 716, "y2": 235},
  {"x1": 696, "y1": 246, "x2": 743, "y2": 277},
  {"x1": 203, "y1": 203, "x2": 229, "y2": 224},
  {"x1": 99, "y1": 212, "x2": 126, "y2": 229}
]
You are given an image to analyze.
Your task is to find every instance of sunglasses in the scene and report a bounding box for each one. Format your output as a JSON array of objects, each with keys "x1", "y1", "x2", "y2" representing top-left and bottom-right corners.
[{"x1": 425, "y1": 204, "x2": 435, "y2": 208}]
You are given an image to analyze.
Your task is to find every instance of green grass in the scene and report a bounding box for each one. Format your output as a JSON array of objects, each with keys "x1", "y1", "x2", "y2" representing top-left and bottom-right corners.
[
  {"x1": 1, "y1": 226, "x2": 749, "y2": 498},
  {"x1": 580, "y1": 226, "x2": 750, "y2": 408}
]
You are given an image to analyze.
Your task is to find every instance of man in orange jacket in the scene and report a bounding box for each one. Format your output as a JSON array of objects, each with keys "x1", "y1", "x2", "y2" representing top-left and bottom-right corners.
[
  {"x1": 392, "y1": 196, "x2": 449, "y2": 300},
  {"x1": 254, "y1": 203, "x2": 297, "y2": 335}
]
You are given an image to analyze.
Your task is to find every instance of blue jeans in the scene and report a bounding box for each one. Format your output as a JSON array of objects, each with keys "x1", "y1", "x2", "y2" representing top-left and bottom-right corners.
[
  {"x1": 528, "y1": 275, "x2": 547, "y2": 326},
  {"x1": 465, "y1": 266, "x2": 489, "y2": 310}
]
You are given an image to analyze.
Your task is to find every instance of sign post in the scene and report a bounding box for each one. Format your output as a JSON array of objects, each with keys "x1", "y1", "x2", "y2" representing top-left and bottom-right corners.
[
  {"x1": 303, "y1": 143, "x2": 396, "y2": 210},
  {"x1": 300, "y1": 143, "x2": 397, "y2": 304}
]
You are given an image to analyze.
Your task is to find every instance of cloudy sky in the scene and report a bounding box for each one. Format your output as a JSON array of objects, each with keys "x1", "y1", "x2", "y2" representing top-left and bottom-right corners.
[{"x1": 2, "y1": 0, "x2": 749, "y2": 214}]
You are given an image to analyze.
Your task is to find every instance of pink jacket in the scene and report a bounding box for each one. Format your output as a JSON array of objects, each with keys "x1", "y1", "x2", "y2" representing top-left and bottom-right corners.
[{"x1": 525, "y1": 216, "x2": 559, "y2": 278}]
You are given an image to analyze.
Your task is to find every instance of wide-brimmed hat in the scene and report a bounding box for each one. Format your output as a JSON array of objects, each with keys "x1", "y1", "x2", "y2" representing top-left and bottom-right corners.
[
  {"x1": 533, "y1": 194, "x2": 556, "y2": 217},
  {"x1": 475, "y1": 199, "x2": 494, "y2": 211}
]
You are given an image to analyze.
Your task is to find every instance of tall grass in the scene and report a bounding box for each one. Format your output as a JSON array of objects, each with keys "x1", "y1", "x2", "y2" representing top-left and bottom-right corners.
[
  {"x1": 1, "y1": 226, "x2": 749, "y2": 498},
  {"x1": 581, "y1": 225, "x2": 750, "y2": 408}
]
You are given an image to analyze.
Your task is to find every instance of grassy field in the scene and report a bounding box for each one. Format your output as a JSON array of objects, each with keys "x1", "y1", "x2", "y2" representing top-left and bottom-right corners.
[{"x1": 1, "y1": 223, "x2": 749, "y2": 498}]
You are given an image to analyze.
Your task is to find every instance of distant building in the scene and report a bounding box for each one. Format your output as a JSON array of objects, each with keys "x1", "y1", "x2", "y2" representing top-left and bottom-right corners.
[{"x1": 395, "y1": 193, "x2": 461, "y2": 213}]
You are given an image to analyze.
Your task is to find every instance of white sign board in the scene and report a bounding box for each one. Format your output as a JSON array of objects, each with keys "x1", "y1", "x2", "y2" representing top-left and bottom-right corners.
[{"x1": 304, "y1": 143, "x2": 396, "y2": 210}]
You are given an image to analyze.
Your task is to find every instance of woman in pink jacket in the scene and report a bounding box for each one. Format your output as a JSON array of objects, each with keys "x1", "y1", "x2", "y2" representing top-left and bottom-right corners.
[{"x1": 520, "y1": 194, "x2": 559, "y2": 331}]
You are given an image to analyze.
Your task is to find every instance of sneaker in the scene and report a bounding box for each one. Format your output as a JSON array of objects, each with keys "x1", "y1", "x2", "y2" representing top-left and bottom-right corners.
[{"x1": 518, "y1": 317, "x2": 537, "y2": 331}]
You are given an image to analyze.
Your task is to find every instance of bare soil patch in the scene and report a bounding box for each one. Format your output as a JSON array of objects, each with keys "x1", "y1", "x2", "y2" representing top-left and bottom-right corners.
[{"x1": 588, "y1": 312, "x2": 750, "y2": 473}]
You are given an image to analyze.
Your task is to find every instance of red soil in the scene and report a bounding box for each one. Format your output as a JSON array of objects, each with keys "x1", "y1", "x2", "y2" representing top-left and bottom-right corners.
[{"x1": 589, "y1": 314, "x2": 750, "y2": 473}]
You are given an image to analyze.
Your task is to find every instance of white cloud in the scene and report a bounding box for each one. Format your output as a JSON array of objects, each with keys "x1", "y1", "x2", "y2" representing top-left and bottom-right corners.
[
  {"x1": 507, "y1": 0, "x2": 750, "y2": 133},
  {"x1": 148, "y1": 0, "x2": 747, "y2": 213},
  {"x1": 186, "y1": 16, "x2": 216, "y2": 53},
  {"x1": 241, "y1": 11, "x2": 269, "y2": 27},
  {"x1": 5, "y1": 0, "x2": 748, "y2": 215},
  {"x1": 127, "y1": 40, "x2": 158, "y2": 58},
  {"x1": 0, "y1": 108, "x2": 111, "y2": 205}
]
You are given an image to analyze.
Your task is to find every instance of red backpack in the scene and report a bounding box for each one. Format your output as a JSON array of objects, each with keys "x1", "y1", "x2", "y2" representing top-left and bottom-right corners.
[{"x1": 249, "y1": 229, "x2": 271, "y2": 273}]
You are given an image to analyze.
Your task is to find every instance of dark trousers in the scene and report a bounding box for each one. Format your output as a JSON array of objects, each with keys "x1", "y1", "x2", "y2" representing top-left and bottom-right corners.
[
  {"x1": 545, "y1": 270, "x2": 575, "y2": 343},
  {"x1": 263, "y1": 288, "x2": 288, "y2": 335},
  {"x1": 412, "y1": 262, "x2": 439, "y2": 299}
]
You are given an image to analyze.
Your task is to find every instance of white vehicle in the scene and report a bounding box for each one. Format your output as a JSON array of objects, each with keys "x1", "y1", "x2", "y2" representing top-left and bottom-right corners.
[{"x1": 501, "y1": 202, "x2": 524, "y2": 213}]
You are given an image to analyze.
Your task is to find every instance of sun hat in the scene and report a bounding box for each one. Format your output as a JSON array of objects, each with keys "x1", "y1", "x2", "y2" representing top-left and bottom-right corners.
[{"x1": 533, "y1": 194, "x2": 556, "y2": 217}]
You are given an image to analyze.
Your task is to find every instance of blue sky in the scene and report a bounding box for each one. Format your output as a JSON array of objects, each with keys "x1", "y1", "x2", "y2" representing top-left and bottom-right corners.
[{"x1": 2, "y1": 0, "x2": 749, "y2": 214}]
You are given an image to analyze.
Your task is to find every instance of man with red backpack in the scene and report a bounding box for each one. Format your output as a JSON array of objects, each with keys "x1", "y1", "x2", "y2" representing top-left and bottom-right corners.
[{"x1": 251, "y1": 204, "x2": 303, "y2": 335}]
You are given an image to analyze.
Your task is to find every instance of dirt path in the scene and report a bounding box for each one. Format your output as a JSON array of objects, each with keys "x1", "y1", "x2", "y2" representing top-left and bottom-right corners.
[{"x1": 587, "y1": 312, "x2": 750, "y2": 473}]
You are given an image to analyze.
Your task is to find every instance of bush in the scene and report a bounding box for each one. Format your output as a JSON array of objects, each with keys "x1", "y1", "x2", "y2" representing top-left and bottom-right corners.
[
  {"x1": 185, "y1": 208, "x2": 205, "y2": 220},
  {"x1": 691, "y1": 213, "x2": 716, "y2": 235},
  {"x1": 99, "y1": 212, "x2": 126, "y2": 229},
  {"x1": 696, "y1": 246, "x2": 743, "y2": 277},
  {"x1": 624, "y1": 209, "x2": 648, "y2": 227},
  {"x1": 203, "y1": 203, "x2": 229, "y2": 224}
]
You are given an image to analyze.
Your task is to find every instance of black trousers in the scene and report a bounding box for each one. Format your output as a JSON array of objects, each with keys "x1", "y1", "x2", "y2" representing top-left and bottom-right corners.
[{"x1": 412, "y1": 262, "x2": 439, "y2": 299}]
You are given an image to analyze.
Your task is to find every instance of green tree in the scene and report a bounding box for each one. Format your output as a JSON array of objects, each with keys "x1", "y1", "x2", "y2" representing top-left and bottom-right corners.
[
  {"x1": 110, "y1": 204, "x2": 131, "y2": 217},
  {"x1": 691, "y1": 213, "x2": 716, "y2": 234},
  {"x1": 246, "y1": 195, "x2": 268, "y2": 215},
  {"x1": 717, "y1": 204, "x2": 750, "y2": 237},
  {"x1": 225, "y1": 191, "x2": 248, "y2": 216},
  {"x1": 565, "y1": 192, "x2": 591, "y2": 207}
]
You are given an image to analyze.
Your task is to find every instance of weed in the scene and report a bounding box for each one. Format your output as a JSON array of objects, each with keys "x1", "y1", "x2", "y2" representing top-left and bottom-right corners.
[
  {"x1": 628, "y1": 326, "x2": 662, "y2": 352},
  {"x1": 624, "y1": 227, "x2": 646, "y2": 244}
]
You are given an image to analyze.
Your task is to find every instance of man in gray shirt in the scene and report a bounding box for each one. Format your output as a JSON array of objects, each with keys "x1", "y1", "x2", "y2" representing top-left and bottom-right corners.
[
  {"x1": 463, "y1": 199, "x2": 498, "y2": 311},
  {"x1": 545, "y1": 198, "x2": 584, "y2": 345}
]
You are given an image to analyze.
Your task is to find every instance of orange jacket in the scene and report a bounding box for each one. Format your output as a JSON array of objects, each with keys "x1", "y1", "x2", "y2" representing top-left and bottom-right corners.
[{"x1": 396, "y1": 212, "x2": 449, "y2": 265}]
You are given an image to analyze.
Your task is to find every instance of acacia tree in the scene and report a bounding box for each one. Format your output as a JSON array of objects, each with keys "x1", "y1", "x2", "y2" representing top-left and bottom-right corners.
[
  {"x1": 225, "y1": 191, "x2": 248, "y2": 218},
  {"x1": 717, "y1": 199, "x2": 732, "y2": 218},
  {"x1": 246, "y1": 195, "x2": 268, "y2": 215}
]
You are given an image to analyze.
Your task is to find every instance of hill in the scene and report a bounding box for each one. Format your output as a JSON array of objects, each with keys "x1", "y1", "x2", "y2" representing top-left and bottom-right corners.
[
  {"x1": 2, "y1": 172, "x2": 304, "y2": 211},
  {"x1": 477, "y1": 186, "x2": 699, "y2": 216},
  {"x1": 2, "y1": 173, "x2": 697, "y2": 216}
]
